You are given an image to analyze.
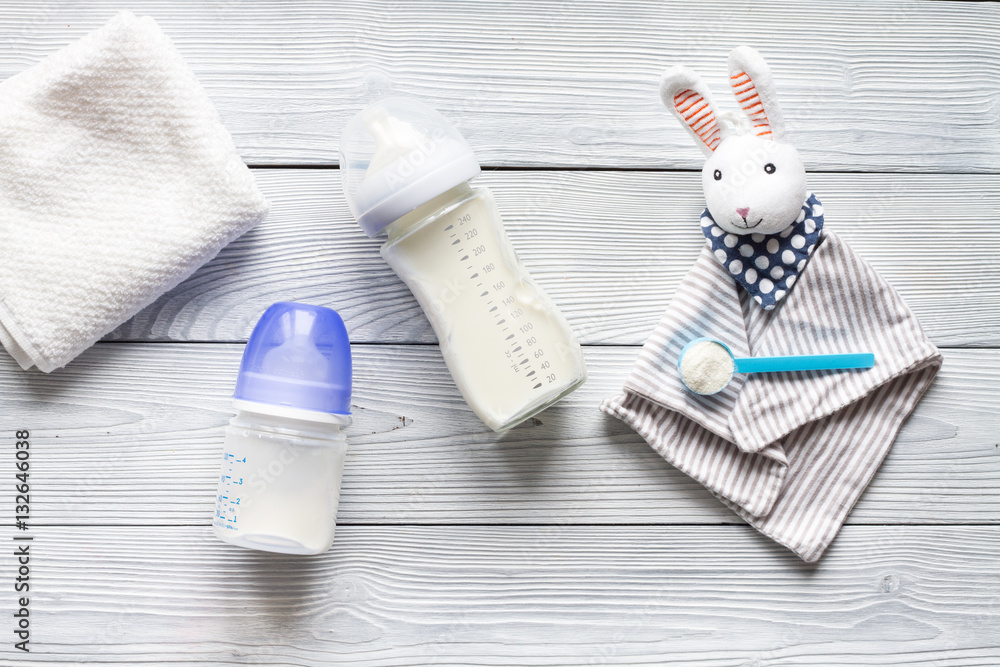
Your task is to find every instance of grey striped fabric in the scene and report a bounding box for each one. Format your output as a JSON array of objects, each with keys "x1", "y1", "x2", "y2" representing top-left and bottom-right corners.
[{"x1": 601, "y1": 229, "x2": 942, "y2": 562}]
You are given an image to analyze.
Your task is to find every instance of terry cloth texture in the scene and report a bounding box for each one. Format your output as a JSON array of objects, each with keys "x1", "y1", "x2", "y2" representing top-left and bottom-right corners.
[
  {"x1": 702, "y1": 193, "x2": 823, "y2": 311},
  {"x1": 0, "y1": 12, "x2": 269, "y2": 372},
  {"x1": 601, "y1": 230, "x2": 942, "y2": 562}
]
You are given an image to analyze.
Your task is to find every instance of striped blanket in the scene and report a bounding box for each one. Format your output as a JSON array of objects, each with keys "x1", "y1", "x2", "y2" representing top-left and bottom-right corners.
[{"x1": 601, "y1": 229, "x2": 942, "y2": 562}]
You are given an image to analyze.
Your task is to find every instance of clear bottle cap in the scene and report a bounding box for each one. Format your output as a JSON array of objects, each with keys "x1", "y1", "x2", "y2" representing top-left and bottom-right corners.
[
  {"x1": 233, "y1": 302, "x2": 352, "y2": 415},
  {"x1": 339, "y1": 96, "x2": 481, "y2": 237}
]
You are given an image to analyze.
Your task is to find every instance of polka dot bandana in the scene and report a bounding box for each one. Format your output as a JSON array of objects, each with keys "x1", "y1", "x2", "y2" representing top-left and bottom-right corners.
[{"x1": 701, "y1": 193, "x2": 824, "y2": 310}]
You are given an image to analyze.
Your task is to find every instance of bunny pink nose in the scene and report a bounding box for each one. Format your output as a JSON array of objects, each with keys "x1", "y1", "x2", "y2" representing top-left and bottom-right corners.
[{"x1": 736, "y1": 207, "x2": 750, "y2": 219}]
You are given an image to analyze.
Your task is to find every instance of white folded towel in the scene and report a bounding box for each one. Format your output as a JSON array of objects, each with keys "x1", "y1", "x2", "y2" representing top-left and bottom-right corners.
[{"x1": 0, "y1": 12, "x2": 269, "y2": 372}]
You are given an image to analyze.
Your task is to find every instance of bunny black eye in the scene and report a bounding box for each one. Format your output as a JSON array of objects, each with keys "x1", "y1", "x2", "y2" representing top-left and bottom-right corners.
[
  {"x1": 764, "y1": 163, "x2": 776, "y2": 174},
  {"x1": 713, "y1": 169, "x2": 722, "y2": 181}
]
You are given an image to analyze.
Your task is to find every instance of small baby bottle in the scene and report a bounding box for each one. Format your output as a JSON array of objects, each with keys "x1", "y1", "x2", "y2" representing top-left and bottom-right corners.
[
  {"x1": 213, "y1": 302, "x2": 352, "y2": 555},
  {"x1": 340, "y1": 97, "x2": 587, "y2": 432}
]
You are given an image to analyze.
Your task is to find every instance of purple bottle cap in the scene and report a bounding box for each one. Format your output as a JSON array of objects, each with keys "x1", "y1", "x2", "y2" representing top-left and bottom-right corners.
[{"x1": 233, "y1": 302, "x2": 352, "y2": 415}]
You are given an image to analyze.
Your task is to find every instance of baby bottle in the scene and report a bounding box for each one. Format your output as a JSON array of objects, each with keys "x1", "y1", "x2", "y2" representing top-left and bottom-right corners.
[
  {"x1": 213, "y1": 302, "x2": 352, "y2": 555},
  {"x1": 340, "y1": 97, "x2": 587, "y2": 432}
]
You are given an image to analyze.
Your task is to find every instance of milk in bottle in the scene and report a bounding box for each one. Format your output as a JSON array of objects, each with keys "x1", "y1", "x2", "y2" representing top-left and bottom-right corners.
[{"x1": 340, "y1": 97, "x2": 586, "y2": 431}]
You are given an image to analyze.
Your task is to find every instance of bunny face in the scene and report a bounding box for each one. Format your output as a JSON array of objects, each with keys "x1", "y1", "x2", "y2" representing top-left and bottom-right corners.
[
  {"x1": 661, "y1": 46, "x2": 807, "y2": 236},
  {"x1": 703, "y1": 134, "x2": 806, "y2": 235}
]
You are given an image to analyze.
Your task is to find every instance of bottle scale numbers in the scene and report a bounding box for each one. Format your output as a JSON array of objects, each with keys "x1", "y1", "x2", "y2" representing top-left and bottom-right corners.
[{"x1": 445, "y1": 213, "x2": 554, "y2": 393}]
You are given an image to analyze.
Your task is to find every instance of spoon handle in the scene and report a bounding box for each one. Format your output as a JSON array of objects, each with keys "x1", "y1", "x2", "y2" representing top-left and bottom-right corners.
[{"x1": 734, "y1": 353, "x2": 874, "y2": 374}]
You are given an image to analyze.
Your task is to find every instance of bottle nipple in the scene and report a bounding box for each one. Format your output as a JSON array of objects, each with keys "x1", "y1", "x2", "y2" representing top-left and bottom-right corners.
[
  {"x1": 341, "y1": 96, "x2": 482, "y2": 237},
  {"x1": 260, "y1": 309, "x2": 330, "y2": 381},
  {"x1": 363, "y1": 106, "x2": 430, "y2": 175},
  {"x1": 233, "y1": 302, "x2": 352, "y2": 415}
]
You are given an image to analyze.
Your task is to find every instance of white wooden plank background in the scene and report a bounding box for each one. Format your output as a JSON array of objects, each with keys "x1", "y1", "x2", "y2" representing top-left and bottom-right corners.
[
  {"x1": 6, "y1": 525, "x2": 1000, "y2": 665},
  {"x1": 1, "y1": 1, "x2": 999, "y2": 665},
  {"x1": 1, "y1": 0, "x2": 999, "y2": 170}
]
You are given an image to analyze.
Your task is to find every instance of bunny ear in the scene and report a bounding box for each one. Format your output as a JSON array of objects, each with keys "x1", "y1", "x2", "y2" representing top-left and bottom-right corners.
[
  {"x1": 728, "y1": 46, "x2": 786, "y2": 141},
  {"x1": 660, "y1": 66, "x2": 724, "y2": 155}
]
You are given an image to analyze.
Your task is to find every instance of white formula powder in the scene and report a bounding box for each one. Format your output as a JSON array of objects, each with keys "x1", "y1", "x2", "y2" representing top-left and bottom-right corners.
[{"x1": 680, "y1": 340, "x2": 735, "y2": 394}]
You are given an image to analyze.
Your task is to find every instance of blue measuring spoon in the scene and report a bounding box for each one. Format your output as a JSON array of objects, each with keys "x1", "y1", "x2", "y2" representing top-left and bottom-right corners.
[{"x1": 677, "y1": 337, "x2": 875, "y2": 395}]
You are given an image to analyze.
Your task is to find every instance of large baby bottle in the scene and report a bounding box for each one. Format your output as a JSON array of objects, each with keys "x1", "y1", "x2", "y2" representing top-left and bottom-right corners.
[
  {"x1": 340, "y1": 97, "x2": 587, "y2": 432},
  {"x1": 213, "y1": 302, "x2": 352, "y2": 555}
]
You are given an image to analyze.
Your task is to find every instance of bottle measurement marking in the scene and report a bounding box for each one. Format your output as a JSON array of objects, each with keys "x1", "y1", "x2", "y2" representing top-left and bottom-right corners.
[
  {"x1": 215, "y1": 452, "x2": 245, "y2": 529},
  {"x1": 449, "y1": 217, "x2": 546, "y2": 392}
]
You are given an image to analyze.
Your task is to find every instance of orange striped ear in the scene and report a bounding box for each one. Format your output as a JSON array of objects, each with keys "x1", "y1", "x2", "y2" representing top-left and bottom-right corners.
[
  {"x1": 673, "y1": 89, "x2": 722, "y2": 151},
  {"x1": 661, "y1": 66, "x2": 723, "y2": 156},
  {"x1": 730, "y1": 70, "x2": 772, "y2": 138},
  {"x1": 728, "y1": 46, "x2": 787, "y2": 141}
]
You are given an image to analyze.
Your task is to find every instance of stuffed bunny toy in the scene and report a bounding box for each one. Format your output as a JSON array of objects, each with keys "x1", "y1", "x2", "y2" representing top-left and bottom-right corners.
[
  {"x1": 661, "y1": 46, "x2": 822, "y2": 310},
  {"x1": 601, "y1": 46, "x2": 942, "y2": 563}
]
